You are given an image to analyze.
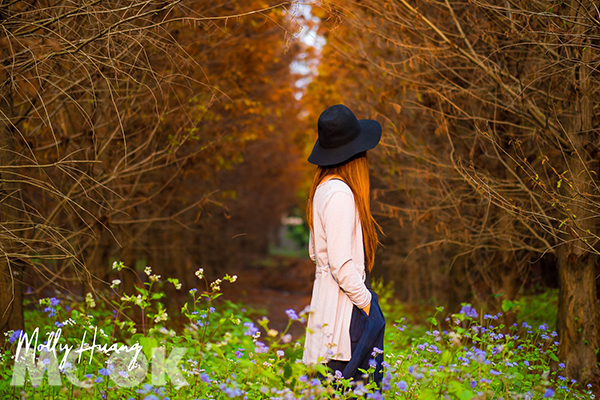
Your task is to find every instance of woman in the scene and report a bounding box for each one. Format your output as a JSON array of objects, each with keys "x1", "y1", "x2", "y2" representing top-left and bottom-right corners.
[{"x1": 303, "y1": 104, "x2": 386, "y2": 385}]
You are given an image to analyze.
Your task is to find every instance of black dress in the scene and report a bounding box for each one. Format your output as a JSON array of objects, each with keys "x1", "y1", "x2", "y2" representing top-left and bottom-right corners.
[{"x1": 327, "y1": 271, "x2": 385, "y2": 386}]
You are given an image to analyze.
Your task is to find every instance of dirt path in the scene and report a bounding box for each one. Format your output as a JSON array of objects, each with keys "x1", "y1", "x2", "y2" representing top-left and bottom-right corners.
[{"x1": 219, "y1": 256, "x2": 314, "y2": 338}]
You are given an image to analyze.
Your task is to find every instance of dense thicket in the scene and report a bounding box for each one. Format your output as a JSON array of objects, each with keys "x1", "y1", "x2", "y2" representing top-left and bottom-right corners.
[
  {"x1": 307, "y1": 0, "x2": 600, "y2": 381},
  {"x1": 0, "y1": 0, "x2": 307, "y2": 337}
]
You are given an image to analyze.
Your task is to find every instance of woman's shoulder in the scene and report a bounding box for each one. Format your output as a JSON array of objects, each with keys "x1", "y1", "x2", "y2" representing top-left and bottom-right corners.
[
  {"x1": 315, "y1": 179, "x2": 354, "y2": 204},
  {"x1": 317, "y1": 178, "x2": 352, "y2": 194}
]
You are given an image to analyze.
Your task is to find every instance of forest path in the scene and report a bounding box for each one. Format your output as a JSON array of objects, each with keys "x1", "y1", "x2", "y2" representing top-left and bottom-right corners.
[{"x1": 220, "y1": 256, "x2": 314, "y2": 339}]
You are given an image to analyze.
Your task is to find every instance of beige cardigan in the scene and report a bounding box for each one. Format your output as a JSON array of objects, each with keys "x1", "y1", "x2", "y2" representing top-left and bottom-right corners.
[{"x1": 303, "y1": 178, "x2": 372, "y2": 364}]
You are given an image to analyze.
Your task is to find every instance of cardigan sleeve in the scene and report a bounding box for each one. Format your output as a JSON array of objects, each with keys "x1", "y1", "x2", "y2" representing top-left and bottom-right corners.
[
  {"x1": 308, "y1": 230, "x2": 316, "y2": 264},
  {"x1": 323, "y1": 191, "x2": 372, "y2": 310}
]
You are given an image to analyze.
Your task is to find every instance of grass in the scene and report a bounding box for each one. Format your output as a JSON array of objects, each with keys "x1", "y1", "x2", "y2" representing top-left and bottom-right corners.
[{"x1": 0, "y1": 263, "x2": 593, "y2": 399}]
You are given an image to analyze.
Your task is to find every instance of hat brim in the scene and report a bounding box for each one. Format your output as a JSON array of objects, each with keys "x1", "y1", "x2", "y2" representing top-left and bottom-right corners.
[{"x1": 308, "y1": 119, "x2": 381, "y2": 166}]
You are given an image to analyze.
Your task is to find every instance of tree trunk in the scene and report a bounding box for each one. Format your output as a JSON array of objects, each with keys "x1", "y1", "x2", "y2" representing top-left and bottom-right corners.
[
  {"x1": 557, "y1": 245, "x2": 599, "y2": 381},
  {"x1": 556, "y1": 155, "x2": 599, "y2": 381},
  {"x1": 498, "y1": 252, "x2": 519, "y2": 330},
  {"x1": 82, "y1": 218, "x2": 112, "y2": 295},
  {"x1": 556, "y1": 14, "x2": 600, "y2": 381},
  {"x1": 120, "y1": 246, "x2": 138, "y2": 296},
  {"x1": 0, "y1": 77, "x2": 24, "y2": 339}
]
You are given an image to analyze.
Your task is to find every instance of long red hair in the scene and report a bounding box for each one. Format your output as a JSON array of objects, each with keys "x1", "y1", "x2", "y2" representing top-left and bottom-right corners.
[{"x1": 306, "y1": 151, "x2": 384, "y2": 272}]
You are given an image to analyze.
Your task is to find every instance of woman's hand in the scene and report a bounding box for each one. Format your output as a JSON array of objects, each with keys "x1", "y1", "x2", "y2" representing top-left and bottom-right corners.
[{"x1": 362, "y1": 302, "x2": 371, "y2": 316}]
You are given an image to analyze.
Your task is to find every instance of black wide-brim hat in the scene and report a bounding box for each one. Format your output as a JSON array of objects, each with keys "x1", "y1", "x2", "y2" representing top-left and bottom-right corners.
[{"x1": 308, "y1": 104, "x2": 381, "y2": 166}]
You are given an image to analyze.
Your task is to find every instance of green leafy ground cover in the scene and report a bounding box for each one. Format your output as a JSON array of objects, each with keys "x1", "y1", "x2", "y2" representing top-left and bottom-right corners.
[{"x1": 0, "y1": 263, "x2": 593, "y2": 399}]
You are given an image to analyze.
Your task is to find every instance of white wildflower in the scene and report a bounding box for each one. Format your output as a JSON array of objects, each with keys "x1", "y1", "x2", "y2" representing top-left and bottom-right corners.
[
  {"x1": 210, "y1": 279, "x2": 222, "y2": 291},
  {"x1": 112, "y1": 261, "x2": 125, "y2": 271},
  {"x1": 85, "y1": 292, "x2": 96, "y2": 308},
  {"x1": 154, "y1": 310, "x2": 168, "y2": 323},
  {"x1": 448, "y1": 331, "x2": 462, "y2": 346}
]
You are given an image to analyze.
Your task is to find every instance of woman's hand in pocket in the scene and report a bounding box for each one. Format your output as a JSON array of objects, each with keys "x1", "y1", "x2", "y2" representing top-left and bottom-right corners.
[{"x1": 362, "y1": 302, "x2": 371, "y2": 316}]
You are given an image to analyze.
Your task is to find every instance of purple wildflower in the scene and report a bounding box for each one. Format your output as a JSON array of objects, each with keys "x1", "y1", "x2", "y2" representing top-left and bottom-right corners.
[
  {"x1": 222, "y1": 387, "x2": 242, "y2": 398},
  {"x1": 137, "y1": 383, "x2": 153, "y2": 394},
  {"x1": 255, "y1": 341, "x2": 268, "y2": 354},
  {"x1": 543, "y1": 388, "x2": 555, "y2": 398},
  {"x1": 460, "y1": 304, "x2": 478, "y2": 319},
  {"x1": 382, "y1": 371, "x2": 392, "y2": 391},
  {"x1": 8, "y1": 330, "x2": 23, "y2": 344},
  {"x1": 243, "y1": 322, "x2": 258, "y2": 336},
  {"x1": 43, "y1": 307, "x2": 56, "y2": 318},
  {"x1": 200, "y1": 373, "x2": 211, "y2": 385},
  {"x1": 285, "y1": 309, "x2": 299, "y2": 321}
]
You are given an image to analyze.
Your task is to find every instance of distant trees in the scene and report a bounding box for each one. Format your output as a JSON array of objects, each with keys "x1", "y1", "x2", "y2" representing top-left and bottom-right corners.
[
  {"x1": 310, "y1": 0, "x2": 600, "y2": 381},
  {"x1": 0, "y1": 0, "x2": 305, "y2": 338}
]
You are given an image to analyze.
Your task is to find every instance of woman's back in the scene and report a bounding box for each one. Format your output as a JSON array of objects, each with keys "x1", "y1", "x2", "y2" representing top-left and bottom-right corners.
[
  {"x1": 310, "y1": 178, "x2": 365, "y2": 271},
  {"x1": 303, "y1": 178, "x2": 372, "y2": 364}
]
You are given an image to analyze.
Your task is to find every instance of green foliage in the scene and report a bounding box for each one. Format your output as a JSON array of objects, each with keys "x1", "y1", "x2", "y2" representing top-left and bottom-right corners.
[
  {"x1": 283, "y1": 207, "x2": 311, "y2": 250},
  {"x1": 285, "y1": 222, "x2": 310, "y2": 251},
  {"x1": 372, "y1": 277, "x2": 429, "y2": 348},
  {"x1": 516, "y1": 288, "x2": 559, "y2": 332},
  {"x1": 0, "y1": 269, "x2": 592, "y2": 399}
]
